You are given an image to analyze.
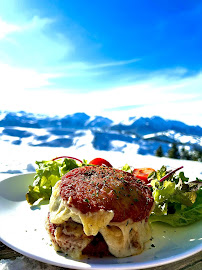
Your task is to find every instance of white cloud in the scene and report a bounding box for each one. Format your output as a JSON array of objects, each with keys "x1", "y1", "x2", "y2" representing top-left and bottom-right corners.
[
  {"x1": 0, "y1": 17, "x2": 139, "y2": 83},
  {"x1": 0, "y1": 18, "x2": 21, "y2": 39},
  {"x1": 0, "y1": 63, "x2": 57, "y2": 90},
  {"x1": 51, "y1": 58, "x2": 140, "y2": 80},
  {"x1": 85, "y1": 71, "x2": 202, "y2": 110},
  {"x1": 0, "y1": 16, "x2": 74, "y2": 67},
  {"x1": 85, "y1": 58, "x2": 140, "y2": 69},
  {"x1": 0, "y1": 15, "x2": 54, "y2": 39},
  {"x1": 22, "y1": 15, "x2": 55, "y2": 31},
  {"x1": 1, "y1": 67, "x2": 201, "y2": 127}
]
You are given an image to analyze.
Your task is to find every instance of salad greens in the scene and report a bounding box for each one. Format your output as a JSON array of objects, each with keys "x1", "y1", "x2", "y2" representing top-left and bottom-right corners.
[
  {"x1": 26, "y1": 157, "x2": 202, "y2": 227},
  {"x1": 121, "y1": 164, "x2": 133, "y2": 173},
  {"x1": 148, "y1": 166, "x2": 202, "y2": 226},
  {"x1": 26, "y1": 158, "x2": 82, "y2": 204}
]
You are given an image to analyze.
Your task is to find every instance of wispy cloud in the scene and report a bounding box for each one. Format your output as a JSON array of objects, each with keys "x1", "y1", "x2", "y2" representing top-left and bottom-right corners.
[
  {"x1": 0, "y1": 16, "x2": 74, "y2": 68},
  {"x1": 0, "y1": 62, "x2": 58, "y2": 90},
  {"x1": 61, "y1": 58, "x2": 140, "y2": 71},
  {"x1": 87, "y1": 73, "x2": 201, "y2": 110},
  {"x1": 0, "y1": 17, "x2": 142, "y2": 90},
  {"x1": 0, "y1": 16, "x2": 140, "y2": 82},
  {"x1": 0, "y1": 18, "x2": 21, "y2": 39},
  {"x1": 85, "y1": 58, "x2": 140, "y2": 69},
  {"x1": 22, "y1": 15, "x2": 55, "y2": 31},
  {"x1": 0, "y1": 16, "x2": 54, "y2": 39},
  {"x1": 1, "y1": 68, "x2": 201, "y2": 126},
  {"x1": 50, "y1": 58, "x2": 140, "y2": 81}
]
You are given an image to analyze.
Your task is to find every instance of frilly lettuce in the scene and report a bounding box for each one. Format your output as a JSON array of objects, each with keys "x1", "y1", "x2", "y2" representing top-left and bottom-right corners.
[
  {"x1": 149, "y1": 166, "x2": 202, "y2": 226},
  {"x1": 26, "y1": 158, "x2": 81, "y2": 205}
]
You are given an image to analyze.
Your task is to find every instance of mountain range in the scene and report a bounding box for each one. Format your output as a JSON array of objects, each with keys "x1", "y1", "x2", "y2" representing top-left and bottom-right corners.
[{"x1": 0, "y1": 111, "x2": 202, "y2": 156}]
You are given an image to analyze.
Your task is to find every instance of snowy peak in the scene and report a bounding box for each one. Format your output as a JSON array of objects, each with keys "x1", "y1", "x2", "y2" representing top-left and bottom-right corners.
[
  {"x1": 111, "y1": 115, "x2": 202, "y2": 136},
  {"x1": 0, "y1": 111, "x2": 201, "y2": 157}
]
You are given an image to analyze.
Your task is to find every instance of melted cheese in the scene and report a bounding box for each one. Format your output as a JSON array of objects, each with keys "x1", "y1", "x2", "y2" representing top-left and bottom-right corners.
[
  {"x1": 48, "y1": 180, "x2": 152, "y2": 258},
  {"x1": 49, "y1": 180, "x2": 114, "y2": 236},
  {"x1": 78, "y1": 210, "x2": 114, "y2": 236},
  {"x1": 100, "y1": 219, "x2": 151, "y2": 257}
]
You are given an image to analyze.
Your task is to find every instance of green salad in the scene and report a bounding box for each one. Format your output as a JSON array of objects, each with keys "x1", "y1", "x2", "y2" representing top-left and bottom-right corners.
[
  {"x1": 26, "y1": 157, "x2": 86, "y2": 205},
  {"x1": 26, "y1": 156, "x2": 202, "y2": 227},
  {"x1": 148, "y1": 166, "x2": 202, "y2": 226}
]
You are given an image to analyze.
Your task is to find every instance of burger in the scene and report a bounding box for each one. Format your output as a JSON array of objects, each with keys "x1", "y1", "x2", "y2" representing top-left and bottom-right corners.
[{"x1": 45, "y1": 165, "x2": 154, "y2": 259}]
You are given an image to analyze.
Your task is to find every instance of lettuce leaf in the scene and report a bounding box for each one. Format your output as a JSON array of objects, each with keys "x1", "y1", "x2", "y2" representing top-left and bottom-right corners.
[
  {"x1": 26, "y1": 158, "x2": 80, "y2": 205},
  {"x1": 149, "y1": 166, "x2": 202, "y2": 226},
  {"x1": 121, "y1": 164, "x2": 133, "y2": 173},
  {"x1": 149, "y1": 189, "x2": 202, "y2": 226}
]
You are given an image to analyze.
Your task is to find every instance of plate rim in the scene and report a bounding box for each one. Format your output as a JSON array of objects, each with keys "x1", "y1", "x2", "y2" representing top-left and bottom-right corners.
[{"x1": 0, "y1": 236, "x2": 201, "y2": 270}]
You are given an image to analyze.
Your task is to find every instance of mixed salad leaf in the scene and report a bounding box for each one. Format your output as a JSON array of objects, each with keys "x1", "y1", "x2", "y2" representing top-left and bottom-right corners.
[
  {"x1": 26, "y1": 157, "x2": 83, "y2": 204},
  {"x1": 148, "y1": 166, "x2": 202, "y2": 226},
  {"x1": 26, "y1": 157, "x2": 202, "y2": 227}
]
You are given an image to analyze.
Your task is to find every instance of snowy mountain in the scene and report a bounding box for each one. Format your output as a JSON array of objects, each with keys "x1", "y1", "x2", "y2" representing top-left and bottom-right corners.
[{"x1": 0, "y1": 111, "x2": 202, "y2": 157}]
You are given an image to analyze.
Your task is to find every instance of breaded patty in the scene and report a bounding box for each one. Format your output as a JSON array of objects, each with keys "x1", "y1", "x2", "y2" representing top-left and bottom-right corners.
[
  {"x1": 46, "y1": 214, "x2": 110, "y2": 257},
  {"x1": 59, "y1": 166, "x2": 154, "y2": 222}
]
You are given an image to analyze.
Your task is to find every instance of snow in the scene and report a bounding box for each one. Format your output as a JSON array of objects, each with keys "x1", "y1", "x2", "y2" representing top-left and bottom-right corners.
[{"x1": 0, "y1": 139, "x2": 201, "y2": 180}]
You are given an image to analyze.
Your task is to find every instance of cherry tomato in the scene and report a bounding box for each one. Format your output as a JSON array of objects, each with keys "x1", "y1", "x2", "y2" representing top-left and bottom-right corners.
[
  {"x1": 133, "y1": 168, "x2": 155, "y2": 183},
  {"x1": 89, "y1": 158, "x2": 112, "y2": 167}
]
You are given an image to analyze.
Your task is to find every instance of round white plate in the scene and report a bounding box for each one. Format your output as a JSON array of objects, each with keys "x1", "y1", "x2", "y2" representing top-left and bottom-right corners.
[{"x1": 0, "y1": 173, "x2": 201, "y2": 270}]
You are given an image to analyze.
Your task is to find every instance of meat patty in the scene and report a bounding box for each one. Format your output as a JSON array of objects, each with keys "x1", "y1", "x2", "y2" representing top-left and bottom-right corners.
[
  {"x1": 46, "y1": 214, "x2": 110, "y2": 257},
  {"x1": 59, "y1": 166, "x2": 154, "y2": 223}
]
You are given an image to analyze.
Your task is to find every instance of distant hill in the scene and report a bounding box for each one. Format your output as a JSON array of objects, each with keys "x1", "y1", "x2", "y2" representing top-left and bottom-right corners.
[{"x1": 0, "y1": 111, "x2": 201, "y2": 157}]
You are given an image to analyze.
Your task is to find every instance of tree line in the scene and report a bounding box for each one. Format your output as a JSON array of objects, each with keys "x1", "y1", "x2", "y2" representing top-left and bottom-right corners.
[{"x1": 155, "y1": 143, "x2": 202, "y2": 162}]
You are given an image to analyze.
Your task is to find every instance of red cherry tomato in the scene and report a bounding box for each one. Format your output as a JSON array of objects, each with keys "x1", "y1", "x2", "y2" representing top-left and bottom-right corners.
[
  {"x1": 89, "y1": 158, "x2": 112, "y2": 167},
  {"x1": 133, "y1": 168, "x2": 155, "y2": 183}
]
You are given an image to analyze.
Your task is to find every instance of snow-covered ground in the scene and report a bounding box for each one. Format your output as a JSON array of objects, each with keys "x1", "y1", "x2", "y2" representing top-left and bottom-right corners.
[{"x1": 0, "y1": 139, "x2": 201, "y2": 181}]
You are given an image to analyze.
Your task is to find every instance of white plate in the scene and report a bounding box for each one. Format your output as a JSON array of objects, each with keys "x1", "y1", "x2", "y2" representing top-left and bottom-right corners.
[{"x1": 0, "y1": 173, "x2": 201, "y2": 270}]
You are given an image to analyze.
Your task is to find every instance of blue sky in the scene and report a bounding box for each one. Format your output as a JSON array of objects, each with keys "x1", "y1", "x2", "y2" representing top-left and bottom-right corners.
[{"x1": 0, "y1": 0, "x2": 202, "y2": 125}]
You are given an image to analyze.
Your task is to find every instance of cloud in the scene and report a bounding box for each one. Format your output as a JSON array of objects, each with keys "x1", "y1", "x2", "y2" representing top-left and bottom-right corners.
[
  {"x1": 0, "y1": 15, "x2": 54, "y2": 40},
  {"x1": 98, "y1": 71, "x2": 202, "y2": 125},
  {"x1": 0, "y1": 17, "x2": 139, "y2": 86},
  {"x1": 63, "y1": 58, "x2": 140, "y2": 71},
  {"x1": 0, "y1": 62, "x2": 58, "y2": 90},
  {"x1": 22, "y1": 15, "x2": 55, "y2": 31},
  {"x1": 1, "y1": 67, "x2": 201, "y2": 127},
  {"x1": 49, "y1": 58, "x2": 140, "y2": 82},
  {"x1": 0, "y1": 18, "x2": 21, "y2": 39},
  {"x1": 92, "y1": 71, "x2": 202, "y2": 108},
  {"x1": 84, "y1": 58, "x2": 140, "y2": 69},
  {"x1": 0, "y1": 16, "x2": 74, "y2": 68}
]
